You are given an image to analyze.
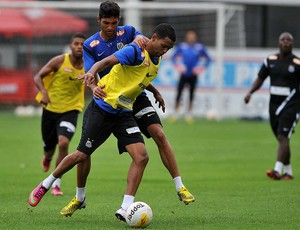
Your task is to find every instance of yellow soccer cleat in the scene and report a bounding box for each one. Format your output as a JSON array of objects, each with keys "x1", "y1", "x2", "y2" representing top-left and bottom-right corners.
[
  {"x1": 177, "y1": 187, "x2": 195, "y2": 205},
  {"x1": 60, "y1": 197, "x2": 86, "y2": 217}
]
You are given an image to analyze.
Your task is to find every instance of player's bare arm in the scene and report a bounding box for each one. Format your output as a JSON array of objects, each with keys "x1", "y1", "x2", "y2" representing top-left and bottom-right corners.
[
  {"x1": 34, "y1": 55, "x2": 64, "y2": 105},
  {"x1": 244, "y1": 77, "x2": 264, "y2": 104},
  {"x1": 146, "y1": 84, "x2": 165, "y2": 112}
]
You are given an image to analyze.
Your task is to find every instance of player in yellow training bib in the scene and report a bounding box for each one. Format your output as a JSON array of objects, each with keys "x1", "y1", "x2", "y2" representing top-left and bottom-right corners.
[{"x1": 33, "y1": 33, "x2": 86, "y2": 196}]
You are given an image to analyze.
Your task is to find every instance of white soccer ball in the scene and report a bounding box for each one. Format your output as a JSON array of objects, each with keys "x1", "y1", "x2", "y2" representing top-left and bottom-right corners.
[{"x1": 125, "y1": 201, "x2": 153, "y2": 228}]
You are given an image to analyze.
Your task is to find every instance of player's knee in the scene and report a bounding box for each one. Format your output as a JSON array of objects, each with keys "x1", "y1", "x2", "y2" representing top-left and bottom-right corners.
[
  {"x1": 135, "y1": 151, "x2": 149, "y2": 166},
  {"x1": 70, "y1": 151, "x2": 89, "y2": 163},
  {"x1": 58, "y1": 135, "x2": 70, "y2": 149},
  {"x1": 150, "y1": 127, "x2": 167, "y2": 145}
]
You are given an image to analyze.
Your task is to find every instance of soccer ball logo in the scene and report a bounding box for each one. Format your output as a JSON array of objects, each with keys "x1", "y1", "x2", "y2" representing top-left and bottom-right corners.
[{"x1": 125, "y1": 202, "x2": 153, "y2": 228}]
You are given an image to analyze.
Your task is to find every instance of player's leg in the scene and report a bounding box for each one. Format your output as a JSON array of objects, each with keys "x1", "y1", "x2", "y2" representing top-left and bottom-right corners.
[
  {"x1": 267, "y1": 108, "x2": 298, "y2": 180},
  {"x1": 59, "y1": 159, "x2": 91, "y2": 217},
  {"x1": 185, "y1": 75, "x2": 197, "y2": 123},
  {"x1": 41, "y1": 109, "x2": 58, "y2": 172},
  {"x1": 28, "y1": 150, "x2": 89, "y2": 207},
  {"x1": 133, "y1": 95, "x2": 195, "y2": 205},
  {"x1": 60, "y1": 101, "x2": 110, "y2": 216},
  {"x1": 29, "y1": 101, "x2": 105, "y2": 208},
  {"x1": 171, "y1": 75, "x2": 185, "y2": 122},
  {"x1": 52, "y1": 111, "x2": 79, "y2": 195},
  {"x1": 147, "y1": 123, "x2": 195, "y2": 204},
  {"x1": 125, "y1": 142, "x2": 149, "y2": 195},
  {"x1": 113, "y1": 113, "x2": 148, "y2": 221},
  {"x1": 266, "y1": 111, "x2": 282, "y2": 179}
]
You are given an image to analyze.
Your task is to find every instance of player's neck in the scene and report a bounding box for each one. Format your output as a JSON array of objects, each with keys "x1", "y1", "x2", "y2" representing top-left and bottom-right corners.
[
  {"x1": 279, "y1": 52, "x2": 292, "y2": 60},
  {"x1": 99, "y1": 31, "x2": 115, "y2": 41},
  {"x1": 69, "y1": 54, "x2": 83, "y2": 69}
]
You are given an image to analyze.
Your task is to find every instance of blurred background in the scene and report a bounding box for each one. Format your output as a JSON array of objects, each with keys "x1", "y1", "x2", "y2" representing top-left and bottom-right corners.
[{"x1": 1, "y1": 0, "x2": 300, "y2": 119}]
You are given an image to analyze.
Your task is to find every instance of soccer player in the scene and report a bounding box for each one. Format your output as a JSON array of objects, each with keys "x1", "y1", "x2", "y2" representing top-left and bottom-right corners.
[
  {"x1": 33, "y1": 32, "x2": 86, "y2": 195},
  {"x1": 59, "y1": 0, "x2": 195, "y2": 218},
  {"x1": 171, "y1": 30, "x2": 211, "y2": 123},
  {"x1": 244, "y1": 32, "x2": 300, "y2": 180},
  {"x1": 28, "y1": 23, "x2": 176, "y2": 222}
]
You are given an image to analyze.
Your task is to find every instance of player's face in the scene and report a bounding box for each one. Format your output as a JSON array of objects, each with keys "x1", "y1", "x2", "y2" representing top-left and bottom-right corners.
[
  {"x1": 279, "y1": 33, "x2": 293, "y2": 55},
  {"x1": 186, "y1": 31, "x2": 197, "y2": 44},
  {"x1": 70, "y1": 37, "x2": 85, "y2": 59},
  {"x1": 98, "y1": 16, "x2": 120, "y2": 40},
  {"x1": 150, "y1": 35, "x2": 174, "y2": 57}
]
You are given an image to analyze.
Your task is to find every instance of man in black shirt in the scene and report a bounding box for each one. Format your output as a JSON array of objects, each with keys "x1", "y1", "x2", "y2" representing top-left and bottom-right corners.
[{"x1": 244, "y1": 32, "x2": 300, "y2": 180}]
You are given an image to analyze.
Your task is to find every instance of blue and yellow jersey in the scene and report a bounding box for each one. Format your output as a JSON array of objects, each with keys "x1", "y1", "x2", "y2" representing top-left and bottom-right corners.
[
  {"x1": 95, "y1": 43, "x2": 161, "y2": 113},
  {"x1": 83, "y1": 25, "x2": 142, "y2": 78},
  {"x1": 35, "y1": 53, "x2": 85, "y2": 113}
]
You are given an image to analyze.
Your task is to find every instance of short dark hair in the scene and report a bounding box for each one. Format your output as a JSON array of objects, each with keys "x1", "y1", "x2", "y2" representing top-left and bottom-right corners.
[
  {"x1": 71, "y1": 32, "x2": 86, "y2": 42},
  {"x1": 153, "y1": 23, "x2": 176, "y2": 42},
  {"x1": 99, "y1": 1, "x2": 120, "y2": 18}
]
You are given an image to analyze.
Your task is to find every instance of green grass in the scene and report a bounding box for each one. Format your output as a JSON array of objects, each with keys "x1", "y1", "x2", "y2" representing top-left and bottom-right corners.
[{"x1": 1, "y1": 111, "x2": 300, "y2": 229}]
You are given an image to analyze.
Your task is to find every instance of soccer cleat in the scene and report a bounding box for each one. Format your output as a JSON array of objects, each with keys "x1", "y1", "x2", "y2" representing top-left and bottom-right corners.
[
  {"x1": 282, "y1": 173, "x2": 294, "y2": 180},
  {"x1": 51, "y1": 186, "x2": 63, "y2": 196},
  {"x1": 168, "y1": 115, "x2": 177, "y2": 123},
  {"x1": 60, "y1": 197, "x2": 86, "y2": 217},
  {"x1": 115, "y1": 208, "x2": 126, "y2": 222},
  {"x1": 28, "y1": 183, "x2": 48, "y2": 207},
  {"x1": 41, "y1": 156, "x2": 51, "y2": 172},
  {"x1": 185, "y1": 115, "x2": 194, "y2": 124},
  {"x1": 177, "y1": 187, "x2": 195, "y2": 205},
  {"x1": 266, "y1": 169, "x2": 281, "y2": 180}
]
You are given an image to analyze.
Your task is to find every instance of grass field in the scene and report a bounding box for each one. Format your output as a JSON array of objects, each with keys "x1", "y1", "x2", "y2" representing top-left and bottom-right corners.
[{"x1": 1, "y1": 111, "x2": 300, "y2": 229}]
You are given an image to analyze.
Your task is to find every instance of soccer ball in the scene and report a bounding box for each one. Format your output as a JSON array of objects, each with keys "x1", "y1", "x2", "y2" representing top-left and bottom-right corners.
[{"x1": 125, "y1": 201, "x2": 153, "y2": 228}]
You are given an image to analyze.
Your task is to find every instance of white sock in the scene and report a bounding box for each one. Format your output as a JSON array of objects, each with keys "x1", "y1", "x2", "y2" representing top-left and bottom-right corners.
[
  {"x1": 274, "y1": 161, "x2": 283, "y2": 174},
  {"x1": 283, "y1": 164, "x2": 293, "y2": 175},
  {"x1": 121, "y1": 195, "x2": 135, "y2": 210},
  {"x1": 76, "y1": 187, "x2": 86, "y2": 202},
  {"x1": 42, "y1": 174, "x2": 57, "y2": 189},
  {"x1": 173, "y1": 176, "x2": 184, "y2": 192},
  {"x1": 52, "y1": 178, "x2": 61, "y2": 188}
]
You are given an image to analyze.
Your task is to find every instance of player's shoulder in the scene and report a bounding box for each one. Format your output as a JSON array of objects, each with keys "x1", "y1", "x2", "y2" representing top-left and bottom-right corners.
[
  {"x1": 194, "y1": 42, "x2": 204, "y2": 50},
  {"x1": 119, "y1": 43, "x2": 140, "y2": 55},
  {"x1": 117, "y1": 25, "x2": 135, "y2": 37},
  {"x1": 292, "y1": 54, "x2": 300, "y2": 65},
  {"x1": 118, "y1": 25, "x2": 134, "y2": 31},
  {"x1": 266, "y1": 54, "x2": 278, "y2": 61},
  {"x1": 50, "y1": 54, "x2": 65, "y2": 65},
  {"x1": 180, "y1": 42, "x2": 188, "y2": 47},
  {"x1": 84, "y1": 32, "x2": 100, "y2": 49}
]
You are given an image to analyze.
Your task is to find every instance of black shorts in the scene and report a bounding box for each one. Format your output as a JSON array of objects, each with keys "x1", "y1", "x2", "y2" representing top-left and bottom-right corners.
[
  {"x1": 42, "y1": 109, "x2": 79, "y2": 152},
  {"x1": 77, "y1": 100, "x2": 144, "y2": 155},
  {"x1": 132, "y1": 94, "x2": 162, "y2": 138},
  {"x1": 269, "y1": 102, "x2": 300, "y2": 138}
]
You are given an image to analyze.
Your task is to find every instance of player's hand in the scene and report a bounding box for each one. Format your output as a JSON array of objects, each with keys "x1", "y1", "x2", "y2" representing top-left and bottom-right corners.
[
  {"x1": 244, "y1": 93, "x2": 251, "y2": 104},
  {"x1": 175, "y1": 64, "x2": 186, "y2": 74},
  {"x1": 77, "y1": 73, "x2": 95, "y2": 86},
  {"x1": 153, "y1": 91, "x2": 165, "y2": 113},
  {"x1": 133, "y1": 35, "x2": 150, "y2": 50},
  {"x1": 40, "y1": 92, "x2": 50, "y2": 106},
  {"x1": 93, "y1": 85, "x2": 106, "y2": 99},
  {"x1": 192, "y1": 66, "x2": 205, "y2": 75}
]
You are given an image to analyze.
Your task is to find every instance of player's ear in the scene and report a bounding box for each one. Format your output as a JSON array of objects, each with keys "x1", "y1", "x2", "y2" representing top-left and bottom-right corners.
[
  {"x1": 97, "y1": 16, "x2": 101, "y2": 24},
  {"x1": 151, "y1": 33, "x2": 158, "y2": 41}
]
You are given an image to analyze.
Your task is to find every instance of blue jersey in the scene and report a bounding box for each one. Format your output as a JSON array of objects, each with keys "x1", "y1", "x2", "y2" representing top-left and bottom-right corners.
[
  {"x1": 83, "y1": 25, "x2": 142, "y2": 78},
  {"x1": 172, "y1": 42, "x2": 211, "y2": 76}
]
